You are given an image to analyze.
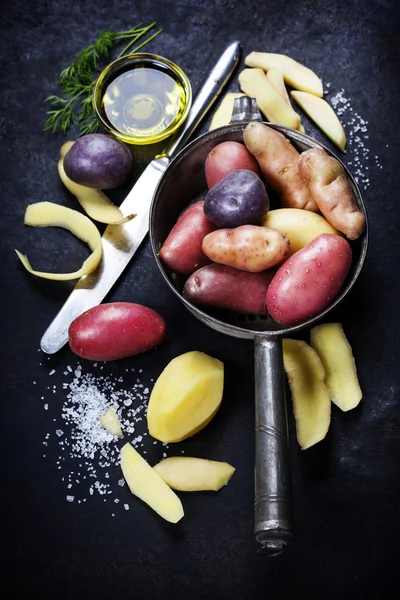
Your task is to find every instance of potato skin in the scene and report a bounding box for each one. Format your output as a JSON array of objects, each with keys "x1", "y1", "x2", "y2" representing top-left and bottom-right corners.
[
  {"x1": 63, "y1": 134, "x2": 133, "y2": 189},
  {"x1": 243, "y1": 122, "x2": 318, "y2": 211},
  {"x1": 205, "y1": 141, "x2": 259, "y2": 188},
  {"x1": 298, "y1": 148, "x2": 366, "y2": 240},
  {"x1": 266, "y1": 234, "x2": 352, "y2": 325},
  {"x1": 263, "y1": 208, "x2": 340, "y2": 255},
  {"x1": 202, "y1": 224, "x2": 290, "y2": 273},
  {"x1": 159, "y1": 201, "x2": 217, "y2": 275},
  {"x1": 204, "y1": 169, "x2": 269, "y2": 228},
  {"x1": 68, "y1": 302, "x2": 166, "y2": 361},
  {"x1": 183, "y1": 263, "x2": 274, "y2": 314}
]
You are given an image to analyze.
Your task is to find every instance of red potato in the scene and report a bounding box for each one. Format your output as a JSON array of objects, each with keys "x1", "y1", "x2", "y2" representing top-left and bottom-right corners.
[
  {"x1": 68, "y1": 302, "x2": 166, "y2": 361},
  {"x1": 298, "y1": 148, "x2": 366, "y2": 240},
  {"x1": 266, "y1": 234, "x2": 352, "y2": 326},
  {"x1": 243, "y1": 121, "x2": 318, "y2": 212},
  {"x1": 202, "y1": 224, "x2": 290, "y2": 273},
  {"x1": 183, "y1": 263, "x2": 274, "y2": 314},
  {"x1": 159, "y1": 201, "x2": 217, "y2": 275},
  {"x1": 205, "y1": 141, "x2": 259, "y2": 188}
]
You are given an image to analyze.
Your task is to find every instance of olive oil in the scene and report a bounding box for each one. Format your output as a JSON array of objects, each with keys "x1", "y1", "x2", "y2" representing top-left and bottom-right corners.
[{"x1": 101, "y1": 63, "x2": 187, "y2": 141}]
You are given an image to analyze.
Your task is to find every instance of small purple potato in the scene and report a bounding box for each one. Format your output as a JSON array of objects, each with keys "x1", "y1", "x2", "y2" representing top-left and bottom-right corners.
[
  {"x1": 63, "y1": 134, "x2": 133, "y2": 189},
  {"x1": 204, "y1": 169, "x2": 269, "y2": 228},
  {"x1": 183, "y1": 264, "x2": 274, "y2": 314},
  {"x1": 266, "y1": 234, "x2": 352, "y2": 325},
  {"x1": 202, "y1": 224, "x2": 290, "y2": 273}
]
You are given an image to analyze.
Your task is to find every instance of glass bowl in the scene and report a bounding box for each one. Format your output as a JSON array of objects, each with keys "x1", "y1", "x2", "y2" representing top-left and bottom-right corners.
[{"x1": 93, "y1": 53, "x2": 192, "y2": 145}]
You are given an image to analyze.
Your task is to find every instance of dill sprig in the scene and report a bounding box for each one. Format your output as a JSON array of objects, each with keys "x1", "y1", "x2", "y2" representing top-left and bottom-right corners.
[{"x1": 44, "y1": 22, "x2": 162, "y2": 136}]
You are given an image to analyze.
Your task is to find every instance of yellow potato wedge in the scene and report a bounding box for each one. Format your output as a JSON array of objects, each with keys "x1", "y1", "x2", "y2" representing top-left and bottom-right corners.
[
  {"x1": 153, "y1": 457, "x2": 235, "y2": 492},
  {"x1": 283, "y1": 338, "x2": 331, "y2": 450},
  {"x1": 15, "y1": 201, "x2": 102, "y2": 280},
  {"x1": 58, "y1": 142, "x2": 135, "y2": 225},
  {"x1": 99, "y1": 407, "x2": 123, "y2": 438},
  {"x1": 239, "y1": 68, "x2": 301, "y2": 130},
  {"x1": 147, "y1": 351, "x2": 224, "y2": 443},
  {"x1": 310, "y1": 323, "x2": 362, "y2": 412},
  {"x1": 120, "y1": 443, "x2": 184, "y2": 524},
  {"x1": 245, "y1": 52, "x2": 323, "y2": 97},
  {"x1": 291, "y1": 91, "x2": 346, "y2": 151},
  {"x1": 263, "y1": 208, "x2": 340, "y2": 255},
  {"x1": 265, "y1": 67, "x2": 291, "y2": 106},
  {"x1": 209, "y1": 92, "x2": 246, "y2": 130},
  {"x1": 266, "y1": 68, "x2": 307, "y2": 131}
]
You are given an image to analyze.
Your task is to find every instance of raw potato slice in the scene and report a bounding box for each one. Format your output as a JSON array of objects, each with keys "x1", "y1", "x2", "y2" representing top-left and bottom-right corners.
[
  {"x1": 283, "y1": 338, "x2": 331, "y2": 450},
  {"x1": 147, "y1": 351, "x2": 224, "y2": 443},
  {"x1": 265, "y1": 67, "x2": 291, "y2": 106},
  {"x1": 58, "y1": 142, "x2": 135, "y2": 225},
  {"x1": 291, "y1": 91, "x2": 346, "y2": 151},
  {"x1": 245, "y1": 52, "x2": 323, "y2": 97},
  {"x1": 209, "y1": 92, "x2": 246, "y2": 130},
  {"x1": 239, "y1": 68, "x2": 301, "y2": 130},
  {"x1": 153, "y1": 457, "x2": 235, "y2": 492},
  {"x1": 310, "y1": 323, "x2": 362, "y2": 411},
  {"x1": 120, "y1": 443, "x2": 184, "y2": 524},
  {"x1": 100, "y1": 407, "x2": 123, "y2": 438},
  {"x1": 15, "y1": 201, "x2": 102, "y2": 280},
  {"x1": 266, "y1": 68, "x2": 307, "y2": 132}
]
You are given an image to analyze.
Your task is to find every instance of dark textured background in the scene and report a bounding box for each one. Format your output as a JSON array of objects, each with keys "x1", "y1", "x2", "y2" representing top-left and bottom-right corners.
[{"x1": 1, "y1": 1, "x2": 400, "y2": 598}]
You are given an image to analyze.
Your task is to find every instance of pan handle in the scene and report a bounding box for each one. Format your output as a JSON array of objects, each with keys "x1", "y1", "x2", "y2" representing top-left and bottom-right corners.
[{"x1": 254, "y1": 336, "x2": 293, "y2": 555}]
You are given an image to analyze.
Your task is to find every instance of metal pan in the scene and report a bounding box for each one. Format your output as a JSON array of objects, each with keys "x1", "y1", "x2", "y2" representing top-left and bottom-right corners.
[{"x1": 149, "y1": 105, "x2": 368, "y2": 556}]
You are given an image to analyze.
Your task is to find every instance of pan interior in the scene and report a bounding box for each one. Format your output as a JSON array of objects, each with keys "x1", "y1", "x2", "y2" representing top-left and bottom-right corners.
[{"x1": 150, "y1": 123, "x2": 368, "y2": 340}]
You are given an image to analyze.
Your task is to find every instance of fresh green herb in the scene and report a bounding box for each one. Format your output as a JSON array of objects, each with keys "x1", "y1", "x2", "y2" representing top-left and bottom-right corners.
[{"x1": 44, "y1": 22, "x2": 162, "y2": 136}]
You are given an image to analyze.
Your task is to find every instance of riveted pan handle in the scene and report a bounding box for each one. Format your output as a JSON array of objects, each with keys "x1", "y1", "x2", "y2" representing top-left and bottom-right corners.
[{"x1": 254, "y1": 336, "x2": 293, "y2": 555}]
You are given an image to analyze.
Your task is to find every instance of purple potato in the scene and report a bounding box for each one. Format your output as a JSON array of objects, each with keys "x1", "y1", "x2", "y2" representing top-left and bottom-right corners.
[
  {"x1": 63, "y1": 133, "x2": 133, "y2": 189},
  {"x1": 204, "y1": 169, "x2": 269, "y2": 228}
]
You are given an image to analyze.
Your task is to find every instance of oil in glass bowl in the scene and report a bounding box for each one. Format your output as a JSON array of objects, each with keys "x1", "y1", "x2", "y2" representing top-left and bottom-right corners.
[{"x1": 94, "y1": 54, "x2": 192, "y2": 145}]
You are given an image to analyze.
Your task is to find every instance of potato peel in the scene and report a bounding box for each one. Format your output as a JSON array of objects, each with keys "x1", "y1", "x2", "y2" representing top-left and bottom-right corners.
[
  {"x1": 15, "y1": 201, "x2": 102, "y2": 280},
  {"x1": 59, "y1": 141, "x2": 135, "y2": 225}
]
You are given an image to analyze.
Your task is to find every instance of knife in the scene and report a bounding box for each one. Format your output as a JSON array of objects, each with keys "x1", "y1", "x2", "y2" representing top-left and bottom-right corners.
[{"x1": 40, "y1": 41, "x2": 242, "y2": 354}]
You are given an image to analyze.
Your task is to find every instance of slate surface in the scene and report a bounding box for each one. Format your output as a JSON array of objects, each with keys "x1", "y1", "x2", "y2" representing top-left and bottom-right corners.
[{"x1": 1, "y1": 1, "x2": 400, "y2": 598}]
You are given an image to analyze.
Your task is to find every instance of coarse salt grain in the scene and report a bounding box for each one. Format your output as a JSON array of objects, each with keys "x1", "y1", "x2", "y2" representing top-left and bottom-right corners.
[
  {"x1": 325, "y1": 87, "x2": 382, "y2": 188},
  {"x1": 42, "y1": 362, "x2": 159, "y2": 510}
]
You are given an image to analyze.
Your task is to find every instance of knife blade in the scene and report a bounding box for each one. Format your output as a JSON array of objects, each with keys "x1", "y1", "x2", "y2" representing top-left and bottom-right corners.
[{"x1": 40, "y1": 41, "x2": 242, "y2": 354}]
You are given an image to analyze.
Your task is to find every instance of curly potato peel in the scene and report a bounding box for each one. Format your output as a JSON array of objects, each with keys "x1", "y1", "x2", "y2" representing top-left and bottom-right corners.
[{"x1": 15, "y1": 201, "x2": 102, "y2": 280}]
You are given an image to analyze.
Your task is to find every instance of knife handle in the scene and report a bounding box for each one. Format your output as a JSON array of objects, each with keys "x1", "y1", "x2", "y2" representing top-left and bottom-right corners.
[{"x1": 165, "y1": 41, "x2": 242, "y2": 160}]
